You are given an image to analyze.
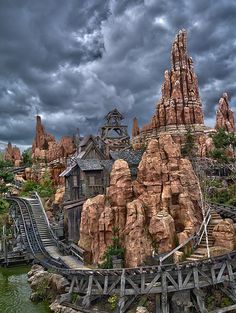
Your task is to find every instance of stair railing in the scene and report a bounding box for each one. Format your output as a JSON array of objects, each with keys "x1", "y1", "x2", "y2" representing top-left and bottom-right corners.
[
  {"x1": 34, "y1": 192, "x2": 58, "y2": 242},
  {"x1": 159, "y1": 205, "x2": 211, "y2": 265}
]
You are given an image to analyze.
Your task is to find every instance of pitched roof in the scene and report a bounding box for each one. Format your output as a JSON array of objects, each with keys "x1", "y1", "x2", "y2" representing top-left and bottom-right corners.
[
  {"x1": 110, "y1": 149, "x2": 143, "y2": 165},
  {"x1": 77, "y1": 159, "x2": 103, "y2": 171},
  {"x1": 59, "y1": 163, "x2": 77, "y2": 177},
  {"x1": 79, "y1": 135, "x2": 93, "y2": 147},
  {"x1": 100, "y1": 159, "x2": 114, "y2": 172}
]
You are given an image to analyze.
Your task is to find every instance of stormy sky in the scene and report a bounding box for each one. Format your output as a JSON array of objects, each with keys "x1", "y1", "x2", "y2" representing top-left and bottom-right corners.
[{"x1": 0, "y1": 0, "x2": 236, "y2": 149}]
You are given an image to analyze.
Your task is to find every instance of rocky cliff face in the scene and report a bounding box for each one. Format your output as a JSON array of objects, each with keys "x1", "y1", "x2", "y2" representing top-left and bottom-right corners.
[
  {"x1": 79, "y1": 134, "x2": 202, "y2": 267},
  {"x1": 215, "y1": 93, "x2": 235, "y2": 133},
  {"x1": 4, "y1": 142, "x2": 22, "y2": 166},
  {"x1": 140, "y1": 29, "x2": 204, "y2": 133},
  {"x1": 132, "y1": 117, "x2": 140, "y2": 137},
  {"x1": 32, "y1": 116, "x2": 76, "y2": 163},
  {"x1": 213, "y1": 218, "x2": 235, "y2": 251}
]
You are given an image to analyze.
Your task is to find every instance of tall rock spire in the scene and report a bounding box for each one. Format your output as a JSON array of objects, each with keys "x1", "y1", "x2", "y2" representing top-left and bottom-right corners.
[
  {"x1": 215, "y1": 93, "x2": 235, "y2": 133},
  {"x1": 155, "y1": 29, "x2": 204, "y2": 127},
  {"x1": 132, "y1": 117, "x2": 140, "y2": 137}
]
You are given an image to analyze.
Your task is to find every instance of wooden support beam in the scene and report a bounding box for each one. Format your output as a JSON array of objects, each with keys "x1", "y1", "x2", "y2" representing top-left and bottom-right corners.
[
  {"x1": 68, "y1": 276, "x2": 76, "y2": 294},
  {"x1": 141, "y1": 270, "x2": 145, "y2": 293},
  {"x1": 193, "y1": 267, "x2": 199, "y2": 289},
  {"x1": 155, "y1": 294, "x2": 162, "y2": 313},
  {"x1": 193, "y1": 289, "x2": 208, "y2": 313},
  {"x1": 104, "y1": 276, "x2": 108, "y2": 294},
  {"x1": 161, "y1": 272, "x2": 169, "y2": 313},
  {"x1": 82, "y1": 275, "x2": 93, "y2": 308},
  {"x1": 226, "y1": 261, "x2": 234, "y2": 282},
  {"x1": 117, "y1": 269, "x2": 126, "y2": 313},
  {"x1": 209, "y1": 304, "x2": 236, "y2": 313},
  {"x1": 217, "y1": 263, "x2": 227, "y2": 283}
]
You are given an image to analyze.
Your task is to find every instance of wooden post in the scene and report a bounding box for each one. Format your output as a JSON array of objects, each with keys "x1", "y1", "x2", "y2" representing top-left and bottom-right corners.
[
  {"x1": 161, "y1": 272, "x2": 169, "y2": 313},
  {"x1": 193, "y1": 289, "x2": 208, "y2": 313},
  {"x1": 82, "y1": 275, "x2": 93, "y2": 308},
  {"x1": 117, "y1": 269, "x2": 126, "y2": 313},
  {"x1": 156, "y1": 294, "x2": 162, "y2": 313},
  {"x1": 3, "y1": 225, "x2": 8, "y2": 266}
]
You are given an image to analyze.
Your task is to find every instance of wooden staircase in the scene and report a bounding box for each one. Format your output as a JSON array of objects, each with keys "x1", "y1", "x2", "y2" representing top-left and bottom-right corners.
[{"x1": 185, "y1": 210, "x2": 222, "y2": 262}]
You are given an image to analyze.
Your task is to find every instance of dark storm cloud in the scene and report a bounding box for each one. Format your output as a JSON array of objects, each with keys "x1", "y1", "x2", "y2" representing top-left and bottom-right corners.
[{"x1": 0, "y1": 0, "x2": 236, "y2": 148}]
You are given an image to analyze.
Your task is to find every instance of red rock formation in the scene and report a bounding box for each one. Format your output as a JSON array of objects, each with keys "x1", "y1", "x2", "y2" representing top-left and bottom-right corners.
[
  {"x1": 132, "y1": 117, "x2": 140, "y2": 137},
  {"x1": 213, "y1": 219, "x2": 235, "y2": 251},
  {"x1": 4, "y1": 142, "x2": 22, "y2": 166},
  {"x1": 155, "y1": 29, "x2": 204, "y2": 128},
  {"x1": 135, "y1": 29, "x2": 204, "y2": 138},
  {"x1": 215, "y1": 93, "x2": 235, "y2": 133},
  {"x1": 79, "y1": 134, "x2": 202, "y2": 267},
  {"x1": 32, "y1": 116, "x2": 76, "y2": 163},
  {"x1": 197, "y1": 134, "x2": 214, "y2": 157}
]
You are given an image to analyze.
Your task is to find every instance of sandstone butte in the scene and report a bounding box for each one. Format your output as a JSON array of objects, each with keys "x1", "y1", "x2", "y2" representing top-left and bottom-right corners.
[
  {"x1": 215, "y1": 92, "x2": 235, "y2": 133},
  {"x1": 132, "y1": 30, "x2": 236, "y2": 156},
  {"x1": 4, "y1": 142, "x2": 22, "y2": 166},
  {"x1": 32, "y1": 115, "x2": 76, "y2": 163},
  {"x1": 79, "y1": 133, "x2": 203, "y2": 268},
  {"x1": 133, "y1": 29, "x2": 204, "y2": 135}
]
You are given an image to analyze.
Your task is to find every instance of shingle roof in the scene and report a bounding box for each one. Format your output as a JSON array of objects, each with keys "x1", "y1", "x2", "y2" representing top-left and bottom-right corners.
[
  {"x1": 100, "y1": 160, "x2": 114, "y2": 172},
  {"x1": 59, "y1": 163, "x2": 77, "y2": 177},
  {"x1": 110, "y1": 149, "x2": 143, "y2": 165},
  {"x1": 79, "y1": 135, "x2": 94, "y2": 147},
  {"x1": 77, "y1": 159, "x2": 103, "y2": 171}
]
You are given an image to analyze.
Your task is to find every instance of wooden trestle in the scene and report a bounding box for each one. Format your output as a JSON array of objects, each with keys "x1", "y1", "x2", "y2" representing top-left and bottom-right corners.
[
  {"x1": 4, "y1": 192, "x2": 236, "y2": 312},
  {"x1": 60, "y1": 251, "x2": 236, "y2": 313}
]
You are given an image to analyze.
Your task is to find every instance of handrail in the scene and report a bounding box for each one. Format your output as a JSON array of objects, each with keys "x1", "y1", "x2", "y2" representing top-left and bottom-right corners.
[
  {"x1": 10, "y1": 198, "x2": 36, "y2": 257},
  {"x1": 194, "y1": 210, "x2": 211, "y2": 248},
  {"x1": 29, "y1": 193, "x2": 84, "y2": 262},
  {"x1": 8, "y1": 197, "x2": 64, "y2": 268},
  {"x1": 6, "y1": 197, "x2": 236, "y2": 278},
  {"x1": 159, "y1": 206, "x2": 211, "y2": 264},
  {"x1": 33, "y1": 192, "x2": 58, "y2": 242}
]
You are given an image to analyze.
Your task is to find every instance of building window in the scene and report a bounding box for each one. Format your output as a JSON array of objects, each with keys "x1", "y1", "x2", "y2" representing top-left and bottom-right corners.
[
  {"x1": 73, "y1": 175, "x2": 78, "y2": 187},
  {"x1": 89, "y1": 176, "x2": 95, "y2": 186}
]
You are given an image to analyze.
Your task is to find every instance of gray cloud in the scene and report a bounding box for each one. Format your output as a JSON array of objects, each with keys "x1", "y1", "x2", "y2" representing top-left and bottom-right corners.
[{"x1": 0, "y1": 0, "x2": 236, "y2": 148}]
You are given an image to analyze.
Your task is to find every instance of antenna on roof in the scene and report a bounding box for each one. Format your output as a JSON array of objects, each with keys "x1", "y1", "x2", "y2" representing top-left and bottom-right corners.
[{"x1": 76, "y1": 128, "x2": 80, "y2": 153}]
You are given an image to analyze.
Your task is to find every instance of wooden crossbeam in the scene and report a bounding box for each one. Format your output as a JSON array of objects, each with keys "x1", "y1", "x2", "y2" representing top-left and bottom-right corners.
[
  {"x1": 125, "y1": 277, "x2": 140, "y2": 294},
  {"x1": 193, "y1": 289, "x2": 208, "y2": 313},
  {"x1": 217, "y1": 263, "x2": 227, "y2": 283},
  {"x1": 144, "y1": 273, "x2": 161, "y2": 293},
  {"x1": 210, "y1": 304, "x2": 236, "y2": 313},
  {"x1": 107, "y1": 277, "x2": 121, "y2": 295},
  {"x1": 82, "y1": 275, "x2": 93, "y2": 308},
  {"x1": 183, "y1": 270, "x2": 193, "y2": 287},
  {"x1": 166, "y1": 272, "x2": 179, "y2": 290}
]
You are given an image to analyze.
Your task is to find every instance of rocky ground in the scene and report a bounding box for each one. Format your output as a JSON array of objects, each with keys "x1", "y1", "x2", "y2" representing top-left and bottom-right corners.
[
  {"x1": 28, "y1": 265, "x2": 153, "y2": 313},
  {"x1": 79, "y1": 133, "x2": 203, "y2": 267}
]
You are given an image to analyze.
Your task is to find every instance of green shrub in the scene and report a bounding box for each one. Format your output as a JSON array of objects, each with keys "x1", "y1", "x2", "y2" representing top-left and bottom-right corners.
[
  {"x1": 22, "y1": 148, "x2": 32, "y2": 166},
  {"x1": 20, "y1": 171, "x2": 54, "y2": 198},
  {"x1": 37, "y1": 172, "x2": 54, "y2": 198},
  {"x1": 226, "y1": 197, "x2": 236, "y2": 207},
  {"x1": 211, "y1": 189, "x2": 231, "y2": 204},
  {"x1": 181, "y1": 127, "x2": 196, "y2": 157},
  {"x1": 209, "y1": 128, "x2": 236, "y2": 162},
  {"x1": 108, "y1": 295, "x2": 118, "y2": 310},
  {"x1": 0, "y1": 198, "x2": 9, "y2": 212},
  {"x1": 100, "y1": 227, "x2": 125, "y2": 269},
  {"x1": 0, "y1": 159, "x2": 14, "y2": 195}
]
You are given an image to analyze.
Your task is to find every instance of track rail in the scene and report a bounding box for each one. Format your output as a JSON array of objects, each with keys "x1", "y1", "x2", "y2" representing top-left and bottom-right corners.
[
  {"x1": 8, "y1": 197, "x2": 64, "y2": 268},
  {"x1": 7, "y1": 197, "x2": 236, "y2": 312},
  {"x1": 8, "y1": 197, "x2": 236, "y2": 280}
]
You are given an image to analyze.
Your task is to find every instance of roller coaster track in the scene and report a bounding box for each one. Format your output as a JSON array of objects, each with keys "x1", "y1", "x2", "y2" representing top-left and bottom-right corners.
[
  {"x1": 8, "y1": 196, "x2": 65, "y2": 268},
  {"x1": 8, "y1": 195, "x2": 236, "y2": 313},
  {"x1": 6, "y1": 158, "x2": 236, "y2": 312}
]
